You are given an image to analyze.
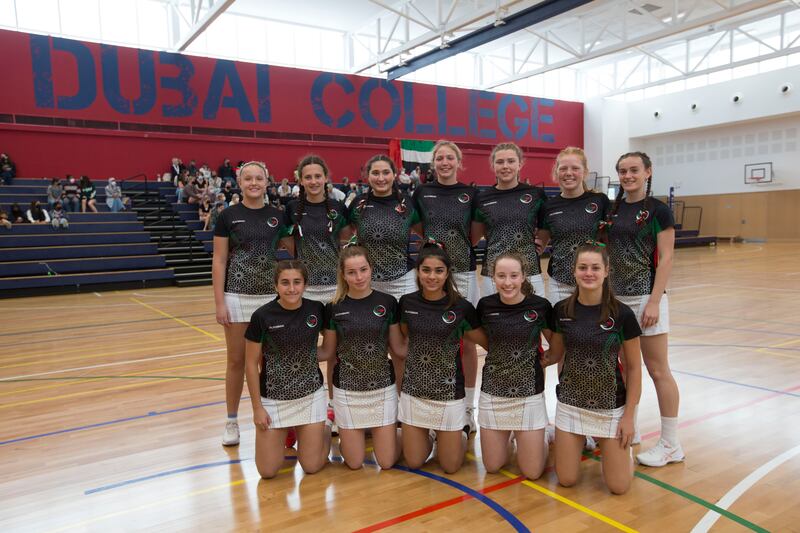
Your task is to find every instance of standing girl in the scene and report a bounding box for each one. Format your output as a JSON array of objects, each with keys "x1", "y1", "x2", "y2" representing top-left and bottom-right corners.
[
  {"x1": 397, "y1": 243, "x2": 481, "y2": 474},
  {"x1": 412, "y1": 140, "x2": 480, "y2": 432},
  {"x1": 538, "y1": 147, "x2": 610, "y2": 306},
  {"x1": 472, "y1": 142, "x2": 548, "y2": 297},
  {"x1": 244, "y1": 260, "x2": 331, "y2": 478},
  {"x1": 319, "y1": 245, "x2": 406, "y2": 469},
  {"x1": 471, "y1": 252, "x2": 553, "y2": 479},
  {"x1": 601, "y1": 151, "x2": 682, "y2": 468},
  {"x1": 545, "y1": 243, "x2": 642, "y2": 494},
  {"x1": 213, "y1": 161, "x2": 293, "y2": 447}
]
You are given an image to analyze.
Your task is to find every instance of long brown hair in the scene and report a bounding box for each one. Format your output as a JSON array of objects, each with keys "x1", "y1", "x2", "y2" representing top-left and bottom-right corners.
[
  {"x1": 598, "y1": 151, "x2": 653, "y2": 244},
  {"x1": 332, "y1": 245, "x2": 373, "y2": 304},
  {"x1": 492, "y1": 251, "x2": 535, "y2": 296},
  {"x1": 562, "y1": 243, "x2": 618, "y2": 324},
  {"x1": 293, "y1": 154, "x2": 337, "y2": 237},
  {"x1": 415, "y1": 242, "x2": 461, "y2": 307},
  {"x1": 273, "y1": 259, "x2": 309, "y2": 299},
  {"x1": 361, "y1": 154, "x2": 408, "y2": 216}
]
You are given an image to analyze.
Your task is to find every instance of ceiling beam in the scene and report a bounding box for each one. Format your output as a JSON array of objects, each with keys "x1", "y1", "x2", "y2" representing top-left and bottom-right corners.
[{"x1": 174, "y1": 0, "x2": 236, "y2": 52}]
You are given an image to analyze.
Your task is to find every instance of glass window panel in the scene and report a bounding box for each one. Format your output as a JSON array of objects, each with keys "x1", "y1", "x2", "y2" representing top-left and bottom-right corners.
[
  {"x1": 137, "y1": 0, "x2": 168, "y2": 49},
  {"x1": 17, "y1": 0, "x2": 60, "y2": 33},
  {"x1": 60, "y1": 0, "x2": 100, "y2": 40},
  {"x1": 0, "y1": 0, "x2": 17, "y2": 28}
]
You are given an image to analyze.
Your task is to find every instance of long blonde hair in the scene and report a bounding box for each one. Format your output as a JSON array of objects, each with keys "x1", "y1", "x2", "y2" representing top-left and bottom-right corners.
[
  {"x1": 432, "y1": 140, "x2": 463, "y2": 180},
  {"x1": 332, "y1": 245, "x2": 374, "y2": 304}
]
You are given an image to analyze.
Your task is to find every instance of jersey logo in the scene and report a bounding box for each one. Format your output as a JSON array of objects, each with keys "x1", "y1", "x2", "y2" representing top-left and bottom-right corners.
[
  {"x1": 524, "y1": 310, "x2": 539, "y2": 322},
  {"x1": 442, "y1": 310, "x2": 457, "y2": 324},
  {"x1": 458, "y1": 193, "x2": 471, "y2": 203},
  {"x1": 373, "y1": 305, "x2": 387, "y2": 317},
  {"x1": 520, "y1": 193, "x2": 533, "y2": 204},
  {"x1": 327, "y1": 209, "x2": 339, "y2": 220},
  {"x1": 635, "y1": 209, "x2": 650, "y2": 226},
  {"x1": 334, "y1": 311, "x2": 350, "y2": 317},
  {"x1": 423, "y1": 195, "x2": 437, "y2": 198},
  {"x1": 584, "y1": 202, "x2": 599, "y2": 214},
  {"x1": 306, "y1": 315, "x2": 318, "y2": 328},
  {"x1": 481, "y1": 201, "x2": 498, "y2": 207},
  {"x1": 268, "y1": 324, "x2": 285, "y2": 330},
  {"x1": 404, "y1": 310, "x2": 419, "y2": 315},
  {"x1": 231, "y1": 219, "x2": 246, "y2": 224},
  {"x1": 600, "y1": 317, "x2": 616, "y2": 331},
  {"x1": 267, "y1": 217, "x2": 279, "y2": 228},
  {"x1": 549, "y1": 210, "x2": 563, "y2": 216}
]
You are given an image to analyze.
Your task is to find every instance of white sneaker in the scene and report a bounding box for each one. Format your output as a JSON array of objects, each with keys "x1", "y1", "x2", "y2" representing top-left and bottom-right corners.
[
  {"x1": 636, "y1": 439, "x2": 685, "y2": 467},
  {"x1": 584, "y1": 435, "x2": 597, "y2": 451},
  {"x1": 222, "y1": 420, "x2": 240, "y2": 446},
  {"x1": 465, "y1": 407, "x2": 477, "y2": 434}
]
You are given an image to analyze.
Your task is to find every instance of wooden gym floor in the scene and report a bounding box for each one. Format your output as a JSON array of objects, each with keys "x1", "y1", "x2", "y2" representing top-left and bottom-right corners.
[{"x1": 1, "y1": 242, "x2": 799, "y2": 532}]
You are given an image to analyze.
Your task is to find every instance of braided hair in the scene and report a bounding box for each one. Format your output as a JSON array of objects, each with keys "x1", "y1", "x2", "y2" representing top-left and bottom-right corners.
[
  {"x1": 294, "y1": 154, "x2": 338, "y2": 237},
  {"x1": 361, "y1": 154, "x2": 408, "y2": 216},
  {"x1": 597, "y1": 151, "x2": 653, "y2": 243}
]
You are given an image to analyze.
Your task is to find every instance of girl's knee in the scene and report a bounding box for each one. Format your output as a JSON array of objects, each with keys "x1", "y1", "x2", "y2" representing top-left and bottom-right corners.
[
  {"x1": 439, "y1": 457, "x2": 464, "y2": 474},
  {"x1": 299, "y1": 457, "x2": 327, "y2": 474},
  {"x1": 607, "y1": 477, "x2": 632, "y2": 495},
  {"x1": 344, "y1": 458, "x2": 364, "y2": 470},
  {"x1": 482, "y1": 457, "x2": 506, "y2": 474},
  {"x1": 257, "y1": 464, "x2": 281, "y2": 479}
]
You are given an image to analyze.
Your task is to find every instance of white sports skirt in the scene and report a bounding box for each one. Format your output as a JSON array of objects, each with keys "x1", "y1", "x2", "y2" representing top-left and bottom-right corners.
[
  {"x1": 224, "y1": 292, "x2": 276, "y2": 323},
  {"x1": 478, "y1": 391, "x2": 548, "y2": 431},
  {"x1": 303, "y1": 284, "x2": 337, "y2": 305},
  {"x1": 546, "y1": 277, "x2": 575, "y2": 306},
  {"x1": 453, "y1": 270, "x2": 480, "y2": 305},
  {"x1": 260, "y1": 387, "x2": 327, "y2": 429},
  {"x1": 616, "y1": 294, "x2": 670, "y2": 336},
  {"x1": 478, "y1": 273, "x2": 545, "y2": 299},
  {"x1": 332, "y1": 384, "x2": 398, "y2": 430},
  {"x1": 373, "y1": 269, "x2": 417, "y2": 300},
  {"x1": 555, "y1": 401, "x2": 626, "y2": 439},
  {"x1": 398, "y1": 393, "x2": 466, "y2": 431}
]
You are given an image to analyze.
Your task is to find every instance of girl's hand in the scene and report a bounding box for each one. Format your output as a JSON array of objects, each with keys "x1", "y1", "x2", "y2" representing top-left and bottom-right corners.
[
  {"x1": 253, "y1": 406, "x2": 271, "y2": 431},
  {"x1": 617, "y1": 414, "x2": 635, "y2": 449},
  {"x1": 216, "y1": 303, "x2": 231, "y2": 326},
  {"x1": 641, "y1": 300, "x2": 660, "y2": 329}
]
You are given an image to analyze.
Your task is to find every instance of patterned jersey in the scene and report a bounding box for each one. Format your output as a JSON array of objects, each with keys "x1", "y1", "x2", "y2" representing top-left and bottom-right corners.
[
  {"x1": 412, "y1": 181, "x2": 477, "y2": 273},
  {"x1": 324, "y1": 290, "x2": 399, "y2": 391},
  {"x1": 607, "y1": 197, "x2": 674, "y2": 296},
  {"x1": 554, "y1": 300, "x2": 641, "y2": 410},
  {"x1": 284, "y1": 198, "x2": 348, "y2": 286},
  {"x1": 244, "y1": 298, "x2": 325, "y2": 401},
  {"x1": 214, "y1": 203, "x2": 289, "y2": 295},
  {"x1": 399, "y1": 291, "x2": 479, "y2": 401},
  {"x1": 541, "y1": 191, "x2": 610, "y2": 285},
  {"x1": 473, "y1": 184, "x2": 547, "y2": 277},
  {"x1": 477, "y1": 293, "x2": 553, "y2": 398},
  {"x1": 347, "y1": 193, "x2": 415, "y2": 282}
]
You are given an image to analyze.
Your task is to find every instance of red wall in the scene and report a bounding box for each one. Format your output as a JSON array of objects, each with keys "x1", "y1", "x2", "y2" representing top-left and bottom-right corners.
[{"x1": 0, "y1": 29, "x2": 581, "y2": 185}]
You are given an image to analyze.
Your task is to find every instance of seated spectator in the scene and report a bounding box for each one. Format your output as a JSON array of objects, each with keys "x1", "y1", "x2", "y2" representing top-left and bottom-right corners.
[
  {"x1": 210, "y1": 173, "x2": 222, "y2": 193},
  {"x1": 62, "y1": 175, "x2": 80, "y2": 212},
  {"x1": 50, "y1": 201, "x2": 69, "y2": 230},
  {"x1": 337, "y1": 176, "x2": 350, "y2": 195},
  {"x1": 200, "y1": 164, "x2": 212, "y2": 179},
  {"x1": 207, "y1": 201, "x2": 226, "y2": 231},
  {"x1": 0, "y1": 209, "x2": 11, "y2": 229},
  {"x1": 399, "y1": 169, "x2": 411, "y2": 192},
  {"x1": 218, "y1": 158, "x2": 235, "y2": 183},
  {"x1": 169, "y1": 157, "x2": 184, "y2": 180},
  {"x1": 105, "y1": 177, "x2": 125, "y2": 212},
  {"x1": 187, "y1": 159, "x2": 198, "y2": 177},
  {"x1": 215, "y1": 192, "x2": 228, "y2": 208},
  {"x1": 0, "y1": 153, "x2": 15, "y2": 185},
  {"x1": 229, "y1": 193, "x2": 240, "y2": 206},
  {"x1": 183, "y1": 177, "x2": 202, "y2": 205},
  {"x1": 345, "y1": 183, "x2": 359, "y2": 207},
  {"x1": 10, "y1": 203, "x2": 26, "y2": 223},
  {"x1": 161, "y1": 172, "x2": 173, "y2": 182},
  {"x1": 198, "y1": 197, "x2": 212, "y2": 229},
  {"x1": 79, "y1": 176, "x2": 98, "y2": 213},
  {"x1": 327, "y1": 182, "x2": 346, "y2": 202},
  {"x1": 27, "y1": 200, "x2": 50, "y2": 224},
  {"x1": 47, "y1": 177, "x2": 63, "y2": 210},
  {"x1": 222, "y1": 181, "x2": 234, "y2": 203}
]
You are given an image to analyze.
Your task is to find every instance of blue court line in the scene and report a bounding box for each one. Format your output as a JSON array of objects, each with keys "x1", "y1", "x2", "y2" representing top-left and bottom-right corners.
[
  {"x1": 672, "y1": 321, "x2": 800, "y2": 338},
  {"x1": 671, "y1": 342, "x2": 800, "y2": 352},
  {"x1": 673, "y1": 369, "x2": 800, "y2": 398},
  {"x1": 392, "y1": 465, "x2": 530, "y2": 532}
]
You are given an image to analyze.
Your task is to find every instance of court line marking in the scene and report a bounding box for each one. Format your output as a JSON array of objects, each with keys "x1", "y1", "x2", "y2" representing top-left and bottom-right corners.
[
  {"x1": 11, "y1": 299, "x2": 212, "y2": 311},
  {"x1": 0, "y1": 347, "x2": 225, "y2": 381},
  {"x1": 1, "y1": 374, "x2": 224, "y2": 384},
  {"x1": 672, "y1": 370, "x2": 800, "y2": 398},
  {"x1": 690, "y1": 443, "x2": 800, "y2": 533},
  {"x1": 130, "y1": 297, "x2": 222, "y2": 341},
  {"x1": 0, "y1": 378, "x2": 183, "y2": 409}
]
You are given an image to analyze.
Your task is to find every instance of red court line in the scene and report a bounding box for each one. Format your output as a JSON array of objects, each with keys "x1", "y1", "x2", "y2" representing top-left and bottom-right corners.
[{"x1": 353, "y1": 475, "x2": 524, "y2": 533}]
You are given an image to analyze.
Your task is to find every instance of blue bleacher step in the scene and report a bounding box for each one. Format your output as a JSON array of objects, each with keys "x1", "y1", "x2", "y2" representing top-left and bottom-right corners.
[
  {"x1": 0, "y1": 232, "x2": 151, "y2": 247},
  {"x1": 0, "y1": 268, "x2": 174, "y2": 291},
  {"x1": 0, "y1": 242, "x2": 159, "y2": 261},
  {"x1": 0, "y1": 255, "x2": 167, "y2": 276},
  {"x1": 4, "y1": 221, "x2": 144, "y2": 234}
]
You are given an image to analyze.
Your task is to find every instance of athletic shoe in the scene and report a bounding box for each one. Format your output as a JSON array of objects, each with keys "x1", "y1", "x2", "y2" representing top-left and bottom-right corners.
[
  {"x1": 285, "y1": 428, "x2": 297, "y2": 448},
  {"x1": 222, "y1": 420, "x2": 240, "y2": 446},
  {"x1": 584, "y1": 435, "x2": 597, "y2": 451},
  {"x1": 327, "y1": 407, "x2": 338, "y2": 435},
  {"x1": 464, "y1": 407, "x2": 477, "y2": 434},
  {"x1": 636, "y1": 439, "x2": 685, "y2": 467}
]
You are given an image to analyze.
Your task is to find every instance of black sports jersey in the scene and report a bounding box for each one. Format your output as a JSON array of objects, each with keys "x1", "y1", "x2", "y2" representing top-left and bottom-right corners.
[
  {"x1": 347, "y1": 193, "x2": 415, "y2": 282},
  {"x1": 542, "y1": 191, "x2": 610, "y2": 285},
  {"x1": 473, "y1": 184, "x2": 547, "y2": 277},
  {"x1": 324, "y1": 290, "x2": 399, "y2": 391},
  {"x1": 399, "y1": 291, "x2": 479, "y2": 401},
  {"x1": 607, "y1": 197, "x2": 674, "y2": 296},
  {"x1": 285, "y1": 198, "x2": 347, "y2": 286},
  {"x1": 214, "y1": 203, "x2": 289, "y2": 295},
  {"x1": 412, "y1": 181, "x2": 477, "y2": 272},
  {"x1": 554, "y1": 300, "x2": 641, "y2": 410},
  {"x1": 477, "y1": 293, "x2": 553, "y2": 398},
  {"x1": 244, "y1": 298, "x2": 325, "y2": 401}
]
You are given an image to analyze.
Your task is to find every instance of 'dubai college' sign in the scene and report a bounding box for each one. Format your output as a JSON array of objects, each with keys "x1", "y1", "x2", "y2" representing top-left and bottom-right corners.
[{"x1": 1, "y1": 29, "x2": 583, "y2": 147}]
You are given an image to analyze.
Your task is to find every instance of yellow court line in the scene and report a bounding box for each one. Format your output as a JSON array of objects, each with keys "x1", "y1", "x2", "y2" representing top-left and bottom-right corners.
[
  {"x1": 755, "y1": 348, "x2": 800, "y2": 360},
  {"x1": 464, "y1": 453, "x2": 637, "y2": 533},
  {"x1": 765, "y1": 337, "x2": 800, "y2": 349},
  {"x1": 130, "y1": 297, "x2": 223, "y2": 341}
]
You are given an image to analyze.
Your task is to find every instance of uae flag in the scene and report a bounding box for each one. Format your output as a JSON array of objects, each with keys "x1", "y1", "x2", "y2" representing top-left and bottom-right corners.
[{"x1": 389, "y1": 139, "x2": 435, "y2": 175}]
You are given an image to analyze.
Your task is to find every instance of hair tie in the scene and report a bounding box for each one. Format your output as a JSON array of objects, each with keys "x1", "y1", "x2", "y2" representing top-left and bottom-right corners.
[
  {"x1": 597, "y1": 220, "x2": 613, "y2": 230},
  {"x1": 291, "y1": 223, "x2": 303, "y2": 238},
  {"x1": 423, "y1": 237, "x2": 445, "y2": 249},
  {"x1": 342, "y1": 235, "x2": 359, "y2": 249},
  {"x1": 585, "y1": 239, "x2": 606, "y2": 248}
]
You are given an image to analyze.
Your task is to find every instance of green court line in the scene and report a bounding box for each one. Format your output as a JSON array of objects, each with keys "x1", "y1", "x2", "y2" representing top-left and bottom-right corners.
[
  {"x1": 582, "y1": 452, "x2": 768, "y2": 533},
  {"x1": 0, "y1": 375, "x2": 224, "y2": 383}
]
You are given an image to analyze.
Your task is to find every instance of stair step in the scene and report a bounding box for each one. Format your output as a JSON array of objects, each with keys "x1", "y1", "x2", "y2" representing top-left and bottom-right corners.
[
  {"x1": 176, "y1": 278, "x2": 213, "y2": 287},
  {"x1": 166, "y1": 257, "x2": 212, "y2": 265}
]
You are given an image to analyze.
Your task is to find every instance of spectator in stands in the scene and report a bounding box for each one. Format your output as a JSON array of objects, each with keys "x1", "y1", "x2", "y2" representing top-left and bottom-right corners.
[
  {"x1": 187, "y1": 159, "x2": 198, "y2": 177},
  {"x1": 210, "y1": 173, "x2": 222, "y2": 193},
  {"x1": 200, "y1": 163, "x2": 212, "y2": 179},
  {"x1": 10, "y1": 202, "x2": 26, "y2": 223},
  {"x1": 410, "y1": 165, "x2": 420, "y2": 183},
  {"x1": 337, "y1": 176, "x2": 350, "y2": 195},
  {"x1": 27, "y1": 200, "x2": 50, "y2": 224},
  {"x1": 230, "y1": 193, "x2": 240, "y2": 206},
  {"x1": 183, "y1": 177, "x2": 203, "y2": 205},
  {"x1": 161, "y1": 172, "x2": 172, "y2": 182},
  {"x1": 399, "y1": 168, "x2": 411, "y2": 192},
  {"x1": 106, "y1": 177, "x2": 125, "y2": 212},
  {"x1": 0, "y1": 209, "x2": 11, "y2": 229},
  {"x1": 198, "y1": 196, "x2": 212, "y2": 229},
  {"x1": 169, "y1": 157, "x2": 184, "y2": 180},
  {"x1": 218, "y1": 158, "x2": 235, "y2": 183},
  {"x1": 207, "y1": 201, "x2": 225, "y2": 231},
  {"x1": 291, "y1": 181, "x2": 300, "y2": 198},
  {"x1": 222, "y1": 181, "x2": 234, "y2": 204},
  {"x1": 175, "y1": 175, "x2": 186, "y2": 203},
  {"x1": 62, "y1": 176, "x2": 80, "y2": 212},
  {"x1": 344, "y1": 183, "x2": 359, "y2": 207},
  {"x1": 0, "y1": 153, "x2": 15, "y2": 185},
  {"x1": 79, "y1": 176, "x2": 98, "y2": 213},
  {"x1": 277, "y1": 178, "x2": 292, "y2": 205},
  {"x1": 326, "y1": 182, "x2": 346, "y2": 202},
  {"x1": 50, "y1": 201, "x2": 68, "y2": 230},
  {"x1": 215, "y1": 192, "x2": 228, "y2": 208},
  {"x1": 47, "y1": 177, "x2": 63, "y2": 210}
]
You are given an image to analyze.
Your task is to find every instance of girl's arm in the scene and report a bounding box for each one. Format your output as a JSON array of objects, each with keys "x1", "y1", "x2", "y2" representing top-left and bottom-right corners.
[
  {"x1": 387, "y1": 324, "x2": 407, "y2": 360},
  {"x1": 470, "y1": 221, "x2": 486, "y2": 246},
  {"x1": 245, "y1": 340, "x2": 271, "y2": 429},
  {"x1": 618, "y1": 337, "x2": 642, "y2": 448},
  {"x1": 318, "y1": 330, "x2": 337, "y2": 363},
  {"x1": 212, "y1": 236, "x2": 231, "y2": 326},
  {"x1": 541, "y1": 331, "x2": 565, "y2": 367},
  {"x1": 279, "y1": 236, "x2": 295, "y2": 257},
  {"x1": 464, "y1": 326, "x2": 488, "y2": 351},
  {"x1": 541, "y1": 328, "x2": 553, "y2": 344},
  {"x1": 643, "y1": 227, "x2": 675, "y2": 328},
  {"x1": 535, "y1": 228, "x2": 551, "y2": 256}
]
